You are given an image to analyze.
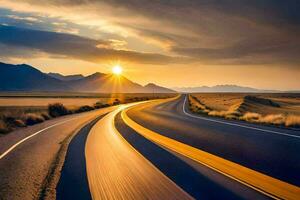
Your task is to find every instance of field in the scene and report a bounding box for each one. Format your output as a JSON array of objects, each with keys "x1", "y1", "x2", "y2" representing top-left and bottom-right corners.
[
  {"x1": 0, "y1": 92, "x2": 176, "y2": 134},
  {"x1": 188, "y1": 93, "x2": 300, "y2": 127},
  {"x1": 0, "y1": 92, "x2": 174, "y2": 110}
]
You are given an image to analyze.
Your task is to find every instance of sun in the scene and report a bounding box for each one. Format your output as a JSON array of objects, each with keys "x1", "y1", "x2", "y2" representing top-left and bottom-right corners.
[{"x1": 112, "y1": 65, "x2": 123, "y2": 75}]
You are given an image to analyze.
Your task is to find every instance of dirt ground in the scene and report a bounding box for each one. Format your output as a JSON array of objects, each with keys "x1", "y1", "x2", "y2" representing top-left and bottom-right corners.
[
  {"x1": 191, "y1": 93, "x2": 300, "y2": 115},
  {"x1": 189, "y1": 93, "x2": 300, "y2": 127}
]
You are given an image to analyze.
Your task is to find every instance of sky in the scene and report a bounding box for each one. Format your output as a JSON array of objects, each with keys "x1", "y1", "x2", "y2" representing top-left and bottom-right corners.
[{"x1": 0, "y1": 0, "x2": 299, "y2": 90}]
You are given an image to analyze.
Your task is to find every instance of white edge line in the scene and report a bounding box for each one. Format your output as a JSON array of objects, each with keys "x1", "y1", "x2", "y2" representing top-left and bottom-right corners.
[
  {"x1": 183, "y1": 95, "x2": 300, "y2": 139},
  {"x1": 123, "y1": 104, "x2": 280, "y2": 199},
  {"x1": 171, "y1": 147, "x2": 281, "y2": 200},
  {"x1": 0, "y1": 117, "x2": 79, "y2": 160}
]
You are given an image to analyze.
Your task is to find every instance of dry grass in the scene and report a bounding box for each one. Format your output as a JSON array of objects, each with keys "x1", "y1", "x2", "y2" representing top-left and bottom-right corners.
[
  {"x1": 0, "y1": 93, "x2": 175, "y2": 107},
  {"x1": 260, "y1": 114, "x2": 285, "y2": 125},
  {"x1": 188, "y1": 95, "x2": 210, "y2": 114},
  {"x1": 192, "y1": 93, "x2": 300, "y2": 115},
  {"x1": 188, "y1": 93, "x2": 300, "y2": 127},
  {"x1": 285, "y1": 115, "x2": 300, "y2": 127},
  {"x1": 0, "y1": 119, "x2": 9, "y2": 133},
  {"x1": 191, "y1": 93, "x2": 244, "y2": 111},
  {"x1": 189, "y1": 95, "x2": 240, "y2": 119},
  {"x1": 240, "y1": 112, "x2": 261, "y2": 121},
  {"x1": 208, "y1": 110, "x2": 241, "y2": 120},
  {"x1": 240, "y1": 112, "x2": 300, "y2": 127},
  {"x1": 0, "y1": 97, "x2": 108, "y2": 107},
  {"x1": 23, "y1": 113, "x2": 46, "y2": 125},
  {"x1": 0, "y1": 93, "x2": 176, "y2": 134}
]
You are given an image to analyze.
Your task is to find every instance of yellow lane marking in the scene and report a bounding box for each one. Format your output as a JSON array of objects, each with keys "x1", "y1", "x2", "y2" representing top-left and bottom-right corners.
[
  {"x1": 85, "y1": 103, "x2": 192, "y2": 200},
  {"x1": 122, "y1": 100, "x2": 300, "y2": 200}
]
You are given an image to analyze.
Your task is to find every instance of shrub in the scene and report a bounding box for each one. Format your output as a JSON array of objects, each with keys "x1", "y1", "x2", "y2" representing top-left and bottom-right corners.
[
  {"x1": 2, "y1": 116, "x2": 16, "y2": 125},
  {"x1": 240, "y1": 112, "x2": 262, "y2": 122},
  {"x1": 112, "y1": 98, "x2": 121, "y2": 105},
  {"x1": 3, "y1": 116, "x2": 26, "y2": 127},
  {"x1": 225, "y1": 114, "x2": 239, "y2": 120},
  {"x1": 208, "y1": 110, "x2": 241, "y2": 118},
  {"x1": 197, "y1": 109, "x2": 210, "y2": 114},
  {"x1": 74, "y1": 105, "x2": 94, "y2": 113},
  {"x1": 261, "y1": 114, "x2": 285, "y2": 125},
  {"x1": 0, "y1": 120, "x2": 10, "y2": 134},
  {"x1": 23, "y1": 113, "x2": 45, "y2": 126},
  {"x1": 94, "y1": 102, "x2": 110, "y2": 109},
  {"x1": 48, "y1": 103, "x2": 70, "y2": 117},
  {"x1": 12, "y1": 119, "x2": 26, "y2": 127},
  {"x1": 285, "y1": 115, "x2": 300, "y2": 127},
  {"x1": 41, "y1": 113, "x2": 51, "y2": 120},
  {"x1": 208, "y1": 111, "x2": 227, "y2": 117}
]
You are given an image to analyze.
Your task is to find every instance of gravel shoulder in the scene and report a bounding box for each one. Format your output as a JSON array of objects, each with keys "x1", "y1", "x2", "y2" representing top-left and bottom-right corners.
[{"x1": 0, "y1": 107, "x2": 115, "y2": 200}]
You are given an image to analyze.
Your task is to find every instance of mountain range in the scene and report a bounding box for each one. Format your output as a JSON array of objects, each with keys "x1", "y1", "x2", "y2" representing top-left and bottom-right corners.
[
  {"x1": 1, "y1": 62, "x2": 295, "y2": 93},
  {"x1": 0, "y1": 62, "x2": 175, "y2": 93},
  {"x1": 173, "y1": 85, "x2": 280, "y2": 93}
]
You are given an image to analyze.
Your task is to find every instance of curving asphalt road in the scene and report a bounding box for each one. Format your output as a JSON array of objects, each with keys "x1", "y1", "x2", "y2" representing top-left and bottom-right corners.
[
  {"x1": 115, "y1": 112, "x2": 270, "y2": 200},
  {"x1": 127, "y1": 95, "x2": 300, "y2": 187},
  {"x1": 85, "y1": 104, "x2": 192, "y2": 200},
  {"x1": 56, "y1": 114, "x2": 108, "y2": 200},
  {"x1": 1, "y1": 95, "x2": 300, "y2": 200},
  {"x1": 82, "y1": 96, "x2": 300, "y2": 199}
]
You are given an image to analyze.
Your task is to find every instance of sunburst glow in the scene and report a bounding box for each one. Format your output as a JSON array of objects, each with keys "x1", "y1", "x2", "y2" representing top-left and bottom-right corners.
[{"x1": 112, "y1": 65, "x2": 123, "y2": 75}]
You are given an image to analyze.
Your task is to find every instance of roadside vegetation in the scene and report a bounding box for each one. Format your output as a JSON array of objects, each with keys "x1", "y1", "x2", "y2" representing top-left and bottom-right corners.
[
  {"x1": 0, "y1": 93, "x2": 176, "y2": 134},
  {"x1": 188, "y1": 93, "x2": 300, "y2": 128}
]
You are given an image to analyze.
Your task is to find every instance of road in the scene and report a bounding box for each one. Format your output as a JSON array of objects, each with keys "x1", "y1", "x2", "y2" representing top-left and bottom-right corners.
[
  {"x1": 82, "y1": 95, "x2": 299, "y2": 199},
  {"x1": 0, "y1": 106, "x2": 115, "y2": 200},
  {"x1": 56, "y1": 114, "x2": 107, "y2": 200},
  {"x1": 1, "y1": 95, "x2": 300, "y2": 200},
  {"x1": 85, "y1": 104, "x2": 191, "y2": 200},
  {"x1": 123, "y1": 95, "x2": 300, "y2": 199},
  {"x1": 126, "y1": 95, "x2": 300, "y2": 185}
]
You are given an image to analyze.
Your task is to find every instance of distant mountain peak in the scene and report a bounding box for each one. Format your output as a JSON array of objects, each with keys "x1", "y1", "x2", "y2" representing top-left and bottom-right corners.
[
  {"x1": 144, "y1": 83, "x2": 176, "y2": 93},
  {"x1": 19, "y1": 63, "x2": 31, "y2": 67},
  {"x1": 0, "y1": 62, "x2": 175, "y2": 93},
  {"x1": 48, "y1": 72, "x2": 85, "y2": 81},
  {"x1": 0, "y1": 62, "x2": 71, "y2": 91},
  {"x1": 144, "y1": 83, "x2": 156, "y2": 87},
  {"x1": 91, "y1": 72, "x2": 104, "y2": 76},
  {"x1": 86, "y1": 72, "x2": 107, "y2": 78}
]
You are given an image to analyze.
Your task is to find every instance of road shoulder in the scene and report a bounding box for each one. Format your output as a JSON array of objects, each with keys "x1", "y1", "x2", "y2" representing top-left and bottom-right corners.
[{"x1": 0, "y1": 108, "x2": 114, "y2": 200}]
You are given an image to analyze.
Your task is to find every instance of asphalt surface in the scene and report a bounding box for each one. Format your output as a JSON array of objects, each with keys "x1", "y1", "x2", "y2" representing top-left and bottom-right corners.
[
  {"x1": 115, "y1": 112, "x2": 269, "y2": 200},
  {"x1": 0, "y1": 107, "x2": 115, "y2": 200},
  {"x1": 56, "y1": 114, "x2": 108, "y2": 200},
  {"x1": 85, "y1": 104, "x2": 191, "y2": 200},
  {"x1": 127, "y1": 95, "x2": 300, "y2": 187},
  {"x1": 2, "y1": 96, "x2": 299, "y2": 200}
]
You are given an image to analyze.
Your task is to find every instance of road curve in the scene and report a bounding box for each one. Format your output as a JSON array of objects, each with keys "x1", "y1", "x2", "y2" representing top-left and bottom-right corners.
[
  {"x1": 126, "y1": 95, "x2": 300, "y2": 187},
  {"x1": 0, "y1": 106, "x2": 115, "y2": 200},
  {"x1": 3, "y1": 95, "x2": 300, "y2": 199},
  {"x1": 122, "y1": 103, "x2": 300, "y2": 199},
  {"x1": 85, "y1": 104, "x2": 192, "y2": 200},
  {"x1": 121, "y1": 95, "x2": 300, "y2": 199}
]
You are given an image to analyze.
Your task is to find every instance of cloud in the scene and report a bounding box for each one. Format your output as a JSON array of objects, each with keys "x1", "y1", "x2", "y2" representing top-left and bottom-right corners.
[
  {"x1": 172, "y1": 36, "x2": 300, "y2": 65},
  {"x1": 108, "y1": 39, "x2": 128, "y2": 50},
  {"x1": 6, "y1": 14, "x2": 42, "y2": 22},
  {"x1": 0, "y1": 0, "x2": 299, "y2": 66},
  {"x1": 0, "y1": 25, "x2": 187, "y2": 64}
]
